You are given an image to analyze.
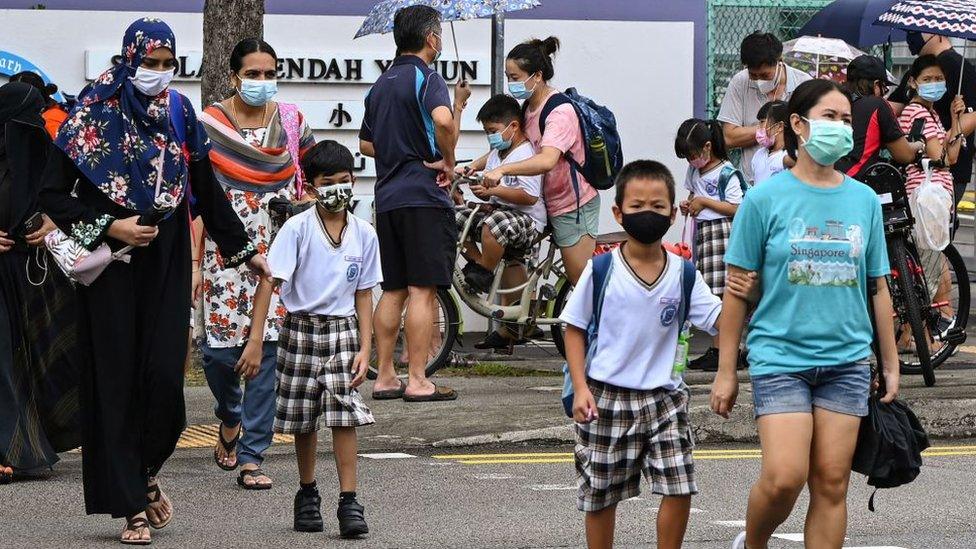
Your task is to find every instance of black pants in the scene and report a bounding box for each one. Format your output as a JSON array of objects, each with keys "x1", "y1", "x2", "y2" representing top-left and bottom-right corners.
[{"x1": 78, "y1": 206, "x2": 191, "y2": 518}]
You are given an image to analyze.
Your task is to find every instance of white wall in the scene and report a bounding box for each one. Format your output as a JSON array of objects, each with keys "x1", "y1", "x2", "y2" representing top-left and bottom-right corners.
[{"x1": 1, "y1": 9, "x2": 697, "y2": 330}]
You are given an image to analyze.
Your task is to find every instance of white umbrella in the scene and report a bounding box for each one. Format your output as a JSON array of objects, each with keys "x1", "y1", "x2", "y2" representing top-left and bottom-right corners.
[{"x1": 783, "y1": 35, "x2": 896, "y2": 83}]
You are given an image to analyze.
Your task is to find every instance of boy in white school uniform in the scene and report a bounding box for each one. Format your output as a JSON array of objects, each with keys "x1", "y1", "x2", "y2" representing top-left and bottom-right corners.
[
  {"x1": 242, "y1": 141, "x2": 379, "y2": 538},
  {"x1": 561, "y1": 160, "x2": 756, "y2": 549}
]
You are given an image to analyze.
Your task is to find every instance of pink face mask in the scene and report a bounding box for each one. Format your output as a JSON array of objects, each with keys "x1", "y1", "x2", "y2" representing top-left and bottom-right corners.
[
  {"x1": 689, "y1": 155, "x2": 709, "y2": 170},
  {"x1": 756, "y1": 126, "x2": 776, "y2": 148}
]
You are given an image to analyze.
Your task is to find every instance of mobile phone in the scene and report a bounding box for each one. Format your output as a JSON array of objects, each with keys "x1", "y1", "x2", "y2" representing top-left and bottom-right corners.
[{"x1": 22, "y1": 212, "x2": 44, "y2": 235}]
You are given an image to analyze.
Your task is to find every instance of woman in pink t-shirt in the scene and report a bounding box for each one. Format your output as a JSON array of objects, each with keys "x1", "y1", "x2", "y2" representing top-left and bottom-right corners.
[{"x1": 480, "y1": 37, "x2": 600, "y2": 285}]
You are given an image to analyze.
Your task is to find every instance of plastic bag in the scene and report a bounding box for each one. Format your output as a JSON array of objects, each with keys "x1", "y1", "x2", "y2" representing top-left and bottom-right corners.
[{"x1": 911, "y1": 159, "x2": 953, "y2": 251}]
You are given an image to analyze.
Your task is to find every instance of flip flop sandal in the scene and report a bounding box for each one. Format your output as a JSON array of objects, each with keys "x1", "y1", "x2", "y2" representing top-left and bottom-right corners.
[
  {"x1": 213, "y1": 422, "x2": 241, "y2": 471},
  {"x1": 237, "y1": 468, "x2": 273, "y2": 490},
  {"x1": 402, "y1": 384, "x2": 458, "y2": 402},
  {"x1": 145, "y1": 482, "x2": 173, "y2": 530},
  {"x1": 120, "y1": 517, "x2": 151, "y2": 545},
  {"x1": 0, "y1": 467, "x2": 13, "y2": 485},
  {"x1": 371, "y1": 378, "x2": 406, "y2": 400}
]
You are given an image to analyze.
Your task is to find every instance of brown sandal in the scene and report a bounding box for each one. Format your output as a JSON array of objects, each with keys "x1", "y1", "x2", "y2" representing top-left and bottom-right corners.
[
  {"x1": 237, "y1": 468, "x2": 273, "y2": 490},
  {"x1": 146, "y1": 481, "x2": 172, "y2": 530},
  {"x1": 120, "y1": 516, "x2": 151, "y2": 545},
  {"x1": 402, "y1": 384, "x2": 458, "y2": 402}
]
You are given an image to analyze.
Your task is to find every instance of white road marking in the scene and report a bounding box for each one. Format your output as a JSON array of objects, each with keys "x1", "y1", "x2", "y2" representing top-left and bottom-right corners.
[
  {"x1": 527, "y1": 484, "x2": 576, "y2": 491},
  {"x1": 714, "y1": 520, "x2": 747, "y2": 527},
  {"x1": 773, "y1": 533, "x2": 805, "y2": 542},
  {"x1": 358, "y1": 452, "x2": 416, "y2": 459},
  {"x1": 843, "y1": 547, "x2": 908, "y2": 549},
  {"x1": 529, "y1": 386, "x2": 563, "y2": 392},
  {"x1": 472, "y1": 473, "x2": 525, "y2": 480}
]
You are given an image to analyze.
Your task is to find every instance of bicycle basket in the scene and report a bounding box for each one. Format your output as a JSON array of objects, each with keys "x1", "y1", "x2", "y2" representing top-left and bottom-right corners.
[{"x1": 861, "y1": 163, "x2": 907, "y2": 206}]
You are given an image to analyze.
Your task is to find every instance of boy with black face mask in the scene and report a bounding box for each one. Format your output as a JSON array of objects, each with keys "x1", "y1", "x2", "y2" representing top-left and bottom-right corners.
[{"x1": 558, "y1": 161, "x2": 726, "y2": 549}]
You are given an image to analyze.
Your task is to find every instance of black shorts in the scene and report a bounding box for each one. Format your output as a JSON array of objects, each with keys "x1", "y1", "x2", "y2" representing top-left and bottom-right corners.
[{"x1": 376, "y1": 207, "x2": 457, "y2": 291}]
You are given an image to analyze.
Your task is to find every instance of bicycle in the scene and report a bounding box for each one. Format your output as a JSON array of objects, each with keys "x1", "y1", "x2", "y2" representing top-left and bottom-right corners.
[
  {"x1": 860, "y1": 162, "x2": 969, "y2": 387},
  {"x1": 364, "y1": 174, "x2": 579, "y2": 379}
]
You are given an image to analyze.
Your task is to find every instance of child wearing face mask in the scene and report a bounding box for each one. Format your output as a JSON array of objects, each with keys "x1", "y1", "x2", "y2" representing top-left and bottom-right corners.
[
  {"x1": 455, "y1": 95, "x2": 547, "y2": 294},
  {"x1": 675, "y1": 119, "x2": 745, "y2": 371},
  {"x1": 560, "y1": 160, "x2": 729, "y2": 549},
  {"x1": 752, "y1": 100, "x2": 793, "y2": 184},
  {"x1": 246, "y1": 140, "x2": 378, "y2": 538}
]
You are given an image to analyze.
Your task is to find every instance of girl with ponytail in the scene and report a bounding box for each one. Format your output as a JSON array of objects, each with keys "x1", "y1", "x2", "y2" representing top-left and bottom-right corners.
[
  {"x1": 674, "y1": 117, "x2": 743, "y2": 371},
  {"x1": 476, "y1": 36, "x2": 601, "y2": 293}
]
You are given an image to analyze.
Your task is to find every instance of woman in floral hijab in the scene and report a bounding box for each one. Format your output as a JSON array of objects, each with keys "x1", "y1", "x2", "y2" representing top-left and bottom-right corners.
[{"x1": 40, "y1": 18, "x2": 268, "y2": 545}]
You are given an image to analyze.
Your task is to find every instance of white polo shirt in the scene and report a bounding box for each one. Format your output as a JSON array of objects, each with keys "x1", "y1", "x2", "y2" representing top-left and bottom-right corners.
[
  {"x1": 560, "y1": 248, "x2": 722, "y2": 391},
  {"x1": 268, "y1": 208, "x2": 382, "y2": 316}
]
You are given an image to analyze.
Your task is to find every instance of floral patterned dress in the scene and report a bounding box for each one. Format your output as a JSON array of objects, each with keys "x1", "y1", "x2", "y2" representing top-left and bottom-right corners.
[{"x1": 201, "y1": 127, "x2": 291, "y2": 348}]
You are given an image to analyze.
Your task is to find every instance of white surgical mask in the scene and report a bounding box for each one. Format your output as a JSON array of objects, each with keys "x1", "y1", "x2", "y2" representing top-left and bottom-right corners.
[
  {"x1": 755, "y1": 63, "x2": 782, "y2": 96},
  {"x1": 130, "y1": 67, "x2": 175, "y2": 97}
]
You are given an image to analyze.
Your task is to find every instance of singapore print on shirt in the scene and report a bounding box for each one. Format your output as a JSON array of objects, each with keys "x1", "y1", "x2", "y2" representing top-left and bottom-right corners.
[{"x1": 787, "y1": 217, "x2": 864, "y2": 287}]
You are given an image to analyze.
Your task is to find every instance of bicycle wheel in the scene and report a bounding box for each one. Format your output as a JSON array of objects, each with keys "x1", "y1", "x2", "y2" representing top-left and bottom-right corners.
[
  {"x1": 366, "y1": 288, "x2": 461, "y2": 380},
  {"x1": 904, "y1": 243, "x2": 970, "y2": 372},
  {"x1": 550, "y1": 278, "x2": 573, "y2": 359},
  {"x1": 890, "y1": 238, "x2": 935, "y2": 386}
]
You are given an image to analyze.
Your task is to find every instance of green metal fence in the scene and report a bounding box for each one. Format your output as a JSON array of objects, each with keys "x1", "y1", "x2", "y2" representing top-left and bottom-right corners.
[{"x1": 705, "y1": 0, "x2": 833, "y2": 120}]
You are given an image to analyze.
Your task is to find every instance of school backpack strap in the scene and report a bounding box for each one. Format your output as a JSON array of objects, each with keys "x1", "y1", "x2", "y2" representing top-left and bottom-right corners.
[
  {"x1": 717, "y1": 165, "x2": 748, "y2": 203},
  {"x1": 561, "y1": 251, "x2": 614, "y2": 418},
  {"x1": 679, "y1": 258, "x2": 696, "y2": 327},
  {"x1": 277, "y1": 102, "x2": 306, "y2": 200}
]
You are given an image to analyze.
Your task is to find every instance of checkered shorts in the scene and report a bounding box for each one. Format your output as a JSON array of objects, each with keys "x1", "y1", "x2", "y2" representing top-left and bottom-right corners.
[
  {"x1": 575, "y1": 380, "x2": 697, "y2": 512},
  {"x1": 274, "y1": 313, "x2": 375, "y2": 434},
  {"x1": 695, "y1": 218, "x2": 731, "y2": 295},
  {"x1": 455, "y1": 205, "x2": 539, "y2": 251}
]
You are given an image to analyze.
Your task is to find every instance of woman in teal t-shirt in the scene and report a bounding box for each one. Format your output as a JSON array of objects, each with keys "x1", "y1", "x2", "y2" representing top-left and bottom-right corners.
[{"x1": 711, "y1": 79, "x2": 900, "y2": 549}]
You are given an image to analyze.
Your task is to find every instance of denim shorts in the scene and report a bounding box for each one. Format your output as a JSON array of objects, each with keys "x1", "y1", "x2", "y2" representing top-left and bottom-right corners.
[
  {"x1": 751, "y1": 361, "x2": 871, "y2": 418},
  {"x1": 551, "y1": 195, "x2": 601, "y2": 248}
]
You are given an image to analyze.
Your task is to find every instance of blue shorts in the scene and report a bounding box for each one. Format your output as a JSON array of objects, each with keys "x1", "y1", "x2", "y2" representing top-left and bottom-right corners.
[{"x1": 751, "y1": 361, "x2": 871, "y2": 418}]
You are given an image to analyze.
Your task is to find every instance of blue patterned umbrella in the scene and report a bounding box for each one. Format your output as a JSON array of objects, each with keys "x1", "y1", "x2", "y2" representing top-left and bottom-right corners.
[
  {"x1": 874, "y1": 0, "x2": 976, "y2": 94},
  {"x1": 354, "y1": 0, "x2": 541, "y2": 39},
  {"x1": 873, "y1": 0, "x2": 976, "y2": 40}
]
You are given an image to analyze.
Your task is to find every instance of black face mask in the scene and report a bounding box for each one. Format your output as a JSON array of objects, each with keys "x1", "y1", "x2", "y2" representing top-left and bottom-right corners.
[
  {"x1": 620, "y1": 210, "x2": 672, "y2": 245},
  {"x1": 906, "y1": 32, "x2": 928, "y2": 56}
]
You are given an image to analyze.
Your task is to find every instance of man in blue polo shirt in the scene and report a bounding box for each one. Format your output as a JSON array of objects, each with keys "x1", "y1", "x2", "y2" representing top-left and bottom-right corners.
[{"x1": 360, "y1": 5, "x2": 468, "y2": 402}]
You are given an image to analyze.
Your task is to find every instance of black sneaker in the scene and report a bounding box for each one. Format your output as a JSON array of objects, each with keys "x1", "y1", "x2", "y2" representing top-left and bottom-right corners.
[
  {"x1": 294, "y1": 486, "x2": 324, "y2": 532},
  {"x1": 935, "y1": 316, "x2": 955, "y2": 341},
  {"x1": 688, "y1": 348, "x2": 719, "y2": 372},
  {"x1": 474, "y1": 331, "x2": 524, "y2": 350},
  {"x1": 462, "y1": 262, "x2": 494, "y2": 294},
  {"x1": 337, "y1": 497, "x2": 369, "y2": 539}
]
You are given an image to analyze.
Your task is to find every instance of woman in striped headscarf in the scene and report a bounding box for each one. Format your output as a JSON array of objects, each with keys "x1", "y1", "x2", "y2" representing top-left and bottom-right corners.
[{"x1": 196, "y1": 38, "x2": 314, "y2": 491}]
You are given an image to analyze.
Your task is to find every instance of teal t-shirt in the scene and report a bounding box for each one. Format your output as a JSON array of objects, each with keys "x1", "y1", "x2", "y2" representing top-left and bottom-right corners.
[{"x1": 724, "y1": 170, "x2": 889, "y2": 376}]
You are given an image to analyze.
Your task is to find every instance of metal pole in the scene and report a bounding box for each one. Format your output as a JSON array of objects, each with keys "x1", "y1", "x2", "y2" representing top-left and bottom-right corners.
[{"x1": 491, "y1": 12, "x2": 505, "y2": 96}]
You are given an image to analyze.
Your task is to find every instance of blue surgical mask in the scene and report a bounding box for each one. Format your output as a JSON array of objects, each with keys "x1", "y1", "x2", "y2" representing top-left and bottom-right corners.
[
  {"x1": 508, "y1": 77, "x2": 537, "y2": 101},
  {"x1": 487, "y1": 123, "x2": 514, "y2": 151},
  {"x1": 800, "y1": 117, "x2": 854, "y2": 166},
  {"x1": 918, "y1": 81, "x2": 947, "y2": 103},
  {"x1": 238, "y1": 78, "x2": 278, "y2": 107}
]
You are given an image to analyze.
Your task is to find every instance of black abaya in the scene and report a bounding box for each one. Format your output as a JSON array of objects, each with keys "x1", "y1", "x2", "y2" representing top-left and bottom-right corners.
[{"x1": 39, "y1": 151, "x2": 253, "y2": 517}]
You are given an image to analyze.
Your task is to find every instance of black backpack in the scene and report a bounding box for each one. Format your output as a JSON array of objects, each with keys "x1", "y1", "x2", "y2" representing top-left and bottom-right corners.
[{"x1": 851, "y1": 392, "x2": 930, "y2": 511}]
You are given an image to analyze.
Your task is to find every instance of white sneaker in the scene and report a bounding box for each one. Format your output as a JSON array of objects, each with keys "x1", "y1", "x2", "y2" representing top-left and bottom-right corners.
[{"x1": 731, "y1": 531, "x2": 747, "y2": 549}]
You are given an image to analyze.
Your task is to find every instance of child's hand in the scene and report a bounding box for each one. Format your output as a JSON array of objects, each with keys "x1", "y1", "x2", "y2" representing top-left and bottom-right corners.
[
  {"x1": 687, "y1": 196, "x2": 707, "y2": 216},
  {"x1": 709, "y1": 370, "x2": 739, "y2": 419},
  {"x1": 679, "y1": 200, "x2": 691, "y2": 215},
  {"x1": 351, "y1": 350, "x2": 369, "y2": 389},
  {"x1": 482, "y1": 168, "x2": 504, "y2": 188},
  {"x1": 573, "y1": 388, "x2": 599, "y2": 424},
  {"x1": 727, "y1": 271, "x2": 761, "y2": 304},
  {"x1": 471, "y1": 184, "x2": 493, "y2": 200},
  {"x1": 235, "y1": 339, "x2": 263, "y2": 380}
]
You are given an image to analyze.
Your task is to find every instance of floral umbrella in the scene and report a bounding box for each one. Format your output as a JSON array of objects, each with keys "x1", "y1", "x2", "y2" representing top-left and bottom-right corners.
[{"x1": 783, "y1": 35, "x2": 896, "y2": 83}]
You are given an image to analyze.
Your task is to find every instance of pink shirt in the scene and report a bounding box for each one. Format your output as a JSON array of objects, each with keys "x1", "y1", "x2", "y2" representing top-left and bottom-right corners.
[
  {"x1": 898, "y1": 103, "x2": 954, "y2": 196},
  {"x1": 524, "y1": 91, "x2": 599, "y2": 217}
]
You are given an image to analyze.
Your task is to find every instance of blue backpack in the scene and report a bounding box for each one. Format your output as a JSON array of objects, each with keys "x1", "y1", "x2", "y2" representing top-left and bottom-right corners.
[
  {"x1": 537, "y1": 88, "x2": 623, "y2": 195},
  {"x1": 717, "y1": 164, "x2": 749, "y2": 202},
  {"x1": 560, "y1": 252, "x2": 697, "y2": 418}
]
